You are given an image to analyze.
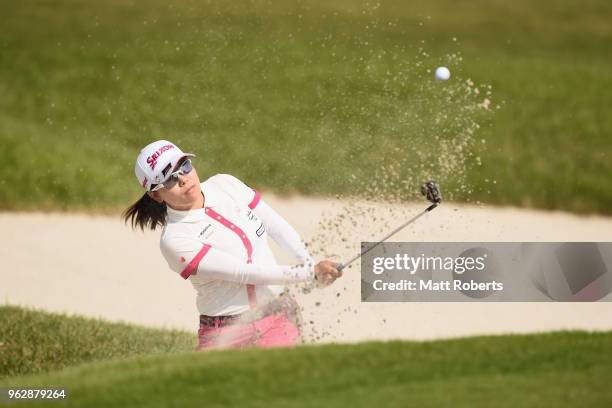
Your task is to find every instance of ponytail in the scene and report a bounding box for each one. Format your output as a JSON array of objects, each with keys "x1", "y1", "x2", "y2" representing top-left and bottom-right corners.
[{"x1": 123, "y1": 193, "x2": 167, "y2": 231}]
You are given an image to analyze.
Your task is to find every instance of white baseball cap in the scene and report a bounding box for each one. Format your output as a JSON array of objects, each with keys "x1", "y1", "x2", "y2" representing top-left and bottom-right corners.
[{"x1": 135, "y1": 140, "x2": 195, "y2": 191}]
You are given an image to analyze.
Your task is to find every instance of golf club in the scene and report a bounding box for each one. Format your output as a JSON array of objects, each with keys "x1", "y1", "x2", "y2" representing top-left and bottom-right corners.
[{"x1": 336, "y1": 180, "x2": 442, "y2": 273}]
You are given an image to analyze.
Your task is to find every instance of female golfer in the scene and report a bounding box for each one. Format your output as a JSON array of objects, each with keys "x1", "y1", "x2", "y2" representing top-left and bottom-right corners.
[{"x1": 124, "y1": 140, "x2": 341, "y2": 350}]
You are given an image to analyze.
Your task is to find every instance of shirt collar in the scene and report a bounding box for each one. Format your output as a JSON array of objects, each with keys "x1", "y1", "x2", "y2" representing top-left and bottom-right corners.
[
  {"x1": 166, "y1": 204, "x2": 207, "y2": 223},
  {"x1": 165, "y1": 183, "x2": 215, "y2": 223}
]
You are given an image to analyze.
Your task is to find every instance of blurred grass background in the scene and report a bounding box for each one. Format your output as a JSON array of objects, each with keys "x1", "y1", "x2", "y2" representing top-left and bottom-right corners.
[
  {"x1": 1, "y1": 318, "x2": 611, "y2": 407},
  {"x1": 0, "y1": 305, "x2": 194, "y2": 378},
  {"x1": 0, "y1": 0, "x2": 611, "y2": 213}
]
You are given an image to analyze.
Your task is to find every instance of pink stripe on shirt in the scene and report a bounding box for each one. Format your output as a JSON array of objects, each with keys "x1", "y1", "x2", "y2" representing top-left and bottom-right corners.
[
  {"x1": 181, "y1": 244, "x2": 212, "y2": 279},
  {"x1": 205, "y1": 207, "x2": 254, "y2": 262},
  {"x1": 248, "y1": 190, "x2": 261, "y2": 209},
  {"x1": 204, "y1": 207, "x2": 258, "y2": 307}
]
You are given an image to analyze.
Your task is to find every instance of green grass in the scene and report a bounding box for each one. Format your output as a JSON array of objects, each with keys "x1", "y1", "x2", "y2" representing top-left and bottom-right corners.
[
  {"x1": 2, "y1": 330, "x2": 611, "y2": 407},
  {"x1": 0, "y1": 305, "x2": 195, "y2": 378},
  {"x1": 0, "y1": 0, "x2": 611, "y2": 213}
]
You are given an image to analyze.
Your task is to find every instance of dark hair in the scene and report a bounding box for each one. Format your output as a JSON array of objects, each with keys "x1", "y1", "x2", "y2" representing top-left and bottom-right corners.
[{"x1": 123, "y1": 193, "x2": 167, "y2": 231}]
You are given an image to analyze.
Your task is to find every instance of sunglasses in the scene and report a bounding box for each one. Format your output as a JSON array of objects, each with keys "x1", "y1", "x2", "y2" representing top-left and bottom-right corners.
[{"x1": 151, "y1": 159, "x2": 193, "y2": 191}]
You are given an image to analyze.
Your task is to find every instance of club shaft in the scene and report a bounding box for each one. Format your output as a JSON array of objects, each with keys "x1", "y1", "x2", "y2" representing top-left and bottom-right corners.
[{"x1": 340, "y1": 203, "x2": 437, "y2": 270}]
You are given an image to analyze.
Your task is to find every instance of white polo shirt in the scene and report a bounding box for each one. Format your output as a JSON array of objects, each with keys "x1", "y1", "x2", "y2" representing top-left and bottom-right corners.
[{"x1": 160, "y1": 173, "x2": 314, "y2": 316}]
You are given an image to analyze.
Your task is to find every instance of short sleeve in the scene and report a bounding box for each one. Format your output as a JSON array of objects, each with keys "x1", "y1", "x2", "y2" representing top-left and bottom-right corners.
[{"x1": 214, "y1": 173, "x2": 261, "y2": 209}]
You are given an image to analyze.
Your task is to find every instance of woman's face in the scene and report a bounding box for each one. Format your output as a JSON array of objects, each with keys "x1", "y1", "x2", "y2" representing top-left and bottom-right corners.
[{"x1": 148, "y1": 159, "x2": 203, "y2": 210}]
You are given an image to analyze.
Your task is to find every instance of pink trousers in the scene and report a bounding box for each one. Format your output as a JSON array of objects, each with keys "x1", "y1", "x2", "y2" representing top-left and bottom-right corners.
[{"x1": 197, "y1": 311, "x2": 300, "y2": 350}]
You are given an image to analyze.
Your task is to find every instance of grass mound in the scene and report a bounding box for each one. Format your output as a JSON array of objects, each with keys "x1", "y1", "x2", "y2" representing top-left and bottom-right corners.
[
  {"x1": 0, "y1": 305, "x2": 194, "y2": 378},
  {"x1": 1, "y1": 330, "x2": 611, "y2": 406}
]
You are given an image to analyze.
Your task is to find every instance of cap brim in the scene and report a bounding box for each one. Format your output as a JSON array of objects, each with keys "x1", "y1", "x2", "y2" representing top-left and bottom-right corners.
[
  {"x1": 177, "y1": 153, "x2": 195, "y2": 165},
  {"x1": 168, "y1": 153, "x2": 196, "y2": 173}
]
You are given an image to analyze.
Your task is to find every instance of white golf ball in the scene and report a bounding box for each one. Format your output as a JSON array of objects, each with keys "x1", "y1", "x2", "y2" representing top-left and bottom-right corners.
[{"x1": 435, "y1": 66, "x2": 450, "y2": 81}]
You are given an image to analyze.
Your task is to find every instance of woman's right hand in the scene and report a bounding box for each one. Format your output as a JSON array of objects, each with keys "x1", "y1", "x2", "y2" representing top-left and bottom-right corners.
[{"x1": 314, "y1": 260, "x2": 342, "y2": 286}]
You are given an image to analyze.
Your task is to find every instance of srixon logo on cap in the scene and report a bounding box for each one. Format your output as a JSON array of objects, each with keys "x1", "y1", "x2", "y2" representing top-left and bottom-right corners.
[{"x1": 147, "y1": 144, "x2": 175, "y2": 170}]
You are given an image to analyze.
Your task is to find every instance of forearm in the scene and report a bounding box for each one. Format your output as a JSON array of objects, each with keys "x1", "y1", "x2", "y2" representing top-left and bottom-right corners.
[{"x1": 195, "y1": 245, "x2": 314, "y2": 285}]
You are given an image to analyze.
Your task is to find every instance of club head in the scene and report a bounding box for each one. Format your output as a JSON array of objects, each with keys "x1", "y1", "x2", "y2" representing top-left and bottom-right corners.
[{"x1": 421, "y1": 180, "x2": 442, "y2": 204}]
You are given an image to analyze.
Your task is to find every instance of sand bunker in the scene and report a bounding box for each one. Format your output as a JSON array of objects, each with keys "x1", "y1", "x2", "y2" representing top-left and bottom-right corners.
[{"x1": 2, "y1": 194, "x2": 612, "y2": 344}]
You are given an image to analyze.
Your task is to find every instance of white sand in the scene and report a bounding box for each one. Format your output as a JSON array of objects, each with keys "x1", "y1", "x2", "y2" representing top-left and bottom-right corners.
[{"x1": 2, "y1": 194, "x2": 612, "y2": 344}]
